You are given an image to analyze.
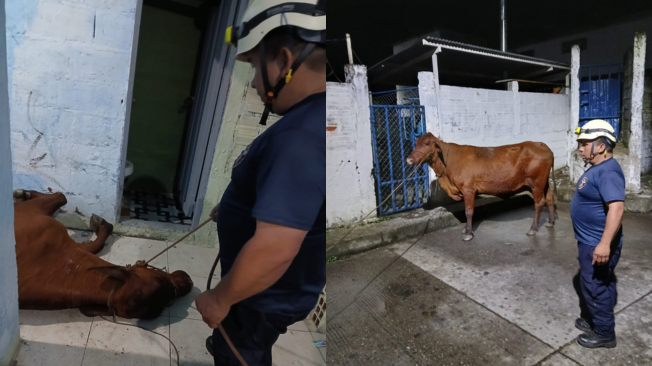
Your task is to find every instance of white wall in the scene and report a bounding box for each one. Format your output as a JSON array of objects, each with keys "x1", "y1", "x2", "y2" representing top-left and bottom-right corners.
[
  {"x1": 514, "y1": 16, "x2": 652, "y2": 67},
  {"x1": 0, "y1": 0, "x2": 21, "y2": 362},
  {"x1": 6, "y1": 0, "x2": 139, "y2": 222},
  {"x1": 436, "y1": 84, "x2": 569, "y2": 169},
  {"x1": 326, "y1": 65, "x2": 376, "y2": 228}
]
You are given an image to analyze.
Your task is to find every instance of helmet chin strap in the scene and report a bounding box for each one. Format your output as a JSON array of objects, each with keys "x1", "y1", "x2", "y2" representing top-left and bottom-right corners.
[
  {"x1": 258, "y1": 41, "x2": 316, "y2": 125},
  {"x1": 583, "y1": 140, "x2": 608, "y2": 167}
]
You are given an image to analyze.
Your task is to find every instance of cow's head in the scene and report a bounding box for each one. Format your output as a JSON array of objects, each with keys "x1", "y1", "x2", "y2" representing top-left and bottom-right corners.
[
  {"x1": 406, "y1": 133, "x2": 442, "y2": 166},
  {"x1": 89, "y1": 265, "x2": 194, "y2": 319}
]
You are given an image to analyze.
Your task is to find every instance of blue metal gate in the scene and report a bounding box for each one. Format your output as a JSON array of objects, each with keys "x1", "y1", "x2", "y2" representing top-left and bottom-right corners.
[
  {"x1": 579, "y1": 64, "x2": 622, "y2": 137},
  {"x1": 370, "y1": 104, "x2": 430, "y2": 216}
]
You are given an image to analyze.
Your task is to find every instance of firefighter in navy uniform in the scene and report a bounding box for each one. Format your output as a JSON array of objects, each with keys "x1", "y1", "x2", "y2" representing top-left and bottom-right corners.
[
  {"x1": 194, "y1": 1, "x2": 326, "y2": 365},
  {"x1": 571, "y1": 119, "x2": 625, "y2": 349}
]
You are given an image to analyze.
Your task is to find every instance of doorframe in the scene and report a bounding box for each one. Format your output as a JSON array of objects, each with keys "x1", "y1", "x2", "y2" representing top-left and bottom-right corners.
[
  {"x1": 115, "y1": 0, "x2": 144, "y2": 223},
  {"x1": 117, "y1": 0, "x2": 247, "y2": 229},
  {"x1": 186, "y1": 0, "x2": 247, "y2": 229}
]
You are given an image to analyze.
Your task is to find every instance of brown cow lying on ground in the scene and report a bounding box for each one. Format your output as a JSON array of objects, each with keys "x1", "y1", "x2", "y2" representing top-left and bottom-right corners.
[
  {"x1": 13, "y1": 189, "x2": 193, "y2": 319},
  {"x1": 406, "y1": 133, "x2": 556, "y2": 241}
]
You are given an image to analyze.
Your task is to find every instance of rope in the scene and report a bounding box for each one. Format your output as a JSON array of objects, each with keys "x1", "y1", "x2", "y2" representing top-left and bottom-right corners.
[
  {"x1": 143, "y1": 217, "x2": 214, "y2": 265},
  {"x1": 326, "y1": 147, "x2": 441, "y2": 253},
  {"x1": 106, "y1": 215, "x2": 248, "y2": 366},
  {"x1": 99, "y1": 316, "x2": 181, "y2": 366},
  {"x1": 326, "y1": 167, "x2": 419, "y2": 252}
]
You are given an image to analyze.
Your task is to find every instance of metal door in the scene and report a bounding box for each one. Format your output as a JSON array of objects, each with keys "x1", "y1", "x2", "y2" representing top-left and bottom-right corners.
[{"x1": 370, "y1": 104, "x2": 430, "y2": 216}]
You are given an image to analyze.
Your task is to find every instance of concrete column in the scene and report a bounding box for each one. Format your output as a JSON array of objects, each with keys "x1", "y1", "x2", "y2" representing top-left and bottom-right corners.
[
  {"x1": 569, "y1": 45, "x2": 582, "y2": 184},
  {"x1": 418, "y1": 71, "x2": 439, "y2": 184},
  {"x1": 343, "y1": 64, "x2": 377, "y2": 221},
  {"x1": 508, "y1": 81, "x2": 521, "y2": 135},
  {"x1": 431, "y1": 52, "x2": 443, "y2": 140},
  {"x1": 627, "y1": 31, "x2": 647, "y2": 193},
  {"x1": 0, "y1": 0, "x2": 21, "y2": 363}
]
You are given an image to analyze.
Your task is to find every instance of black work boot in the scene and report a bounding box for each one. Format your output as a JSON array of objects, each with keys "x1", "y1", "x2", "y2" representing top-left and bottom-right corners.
[
  {"x1": 577, "y1": 330, "x2": 617, "y2": 348},
  {"x1": 206, "y1": 336, "x2": 214, "y2": 356},
  {"x1": 575, "y1": 318, "x2": 592, "y2": 333}
]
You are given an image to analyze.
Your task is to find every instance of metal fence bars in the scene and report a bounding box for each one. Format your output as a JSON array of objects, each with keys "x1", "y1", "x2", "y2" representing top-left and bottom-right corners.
[
  {"x1": 370, "y1": 87, "x2": 421, "y2": 106},
  {"x1": 370, "y1": 104, "x2": 430, "y2": 216},
  {"x1": 579, "y1": 64, "x2": 622, "y2": 137}
]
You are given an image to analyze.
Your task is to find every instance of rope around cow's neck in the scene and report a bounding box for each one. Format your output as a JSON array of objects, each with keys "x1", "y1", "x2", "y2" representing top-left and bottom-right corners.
[{"x1": 103, "y1": 216, "x2": 248, "y2": 366}]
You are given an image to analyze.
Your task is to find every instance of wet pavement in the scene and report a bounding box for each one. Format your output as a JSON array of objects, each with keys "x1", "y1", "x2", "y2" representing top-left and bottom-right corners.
[{"x1": 327, "y1": 203, "x2": 652, "y2": 366}]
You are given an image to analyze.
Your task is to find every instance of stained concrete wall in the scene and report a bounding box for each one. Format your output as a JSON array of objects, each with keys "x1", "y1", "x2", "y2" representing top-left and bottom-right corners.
[
  {"x1": 0, "y1": 0, "x2": 21, "y2": 362},
  {"x1": 6, "y1": 0, "x2": 139, "y2": 222},
  {"x1": 326, "y1": 65, "x2": 376, "y2": 228},
  {"x1": 427, "y1": 82, "x2": 569, "y2": 169}
]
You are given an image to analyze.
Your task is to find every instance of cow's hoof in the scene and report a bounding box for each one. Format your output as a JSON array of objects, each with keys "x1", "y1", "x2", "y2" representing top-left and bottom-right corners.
[
  {"x1": 12, "y1": 189, "x2": 30, "y2": 201},
  {"x1": 101, "y1": 219, "x2": 114, "y2": 236},
  {"x1": 89, "y1": 214, "x2": 112, "y2": 234},
  {"x1": 89, "y1": 214, "x2": 101, "y2": 232},
  {"x1": 527, "y1": 229, "x2": 537, "y2": 236},
  {"x1": 545, "y1": 222, "x2": 555, "y2": 228},
  {"x1": 462, "y1": 234, "x2": 474, "y2": 241}
]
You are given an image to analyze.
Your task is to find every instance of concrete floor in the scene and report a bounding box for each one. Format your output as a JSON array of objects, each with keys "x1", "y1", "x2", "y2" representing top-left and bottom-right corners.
[
  {"x1": 327, "y1": 202, "x2": 652, "y2": 366},
  {"x1": 16, "y1": 233, "x2": 326, "y2": 366}
]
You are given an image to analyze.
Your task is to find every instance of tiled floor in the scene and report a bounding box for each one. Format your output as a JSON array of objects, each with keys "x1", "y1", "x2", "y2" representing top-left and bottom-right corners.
[
  {"x1": 122, "y1": 191, "x2": 192, "y2": 226},
  {"x1": 16, "y1": 233, "x2": 326, "y2": 366}
]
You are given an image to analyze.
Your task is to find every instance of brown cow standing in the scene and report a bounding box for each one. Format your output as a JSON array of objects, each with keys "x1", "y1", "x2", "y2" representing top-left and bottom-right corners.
[
  {"x1": 13, "y1": 190, "x2": 194, "y2": 319},
  {"x1": 406, "y1": 133, "x2": 556, "y2": 241}
]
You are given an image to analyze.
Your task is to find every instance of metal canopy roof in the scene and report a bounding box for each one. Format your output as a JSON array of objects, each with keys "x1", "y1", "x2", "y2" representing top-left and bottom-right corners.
[{"x1": 367, "y1": 37, "x2": 571, "y2": 89}]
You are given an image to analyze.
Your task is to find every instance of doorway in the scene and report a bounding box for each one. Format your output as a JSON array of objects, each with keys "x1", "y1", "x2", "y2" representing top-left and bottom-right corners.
[{"x1": 121, "y1": 0, "x2": 244, "y2": 228}]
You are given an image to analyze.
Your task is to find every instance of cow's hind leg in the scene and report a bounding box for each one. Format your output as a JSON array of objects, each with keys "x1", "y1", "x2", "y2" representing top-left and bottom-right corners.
[
  {"x1": 544, "y1": 182, "x2": 555, "y2": 228},
  {"x1": 462, "y1": 191, "x2": 476, "y2": 241},
  {"x1": 76, "y1": 215, "x2": 114, "y2": 254},
  {"x1": 528, "y1": 187, "x2": 545, "y2": 236}
]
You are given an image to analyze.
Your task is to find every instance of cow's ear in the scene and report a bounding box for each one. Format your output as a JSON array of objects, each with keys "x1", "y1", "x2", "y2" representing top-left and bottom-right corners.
[
  {"x1": 434, "y1": 142, "x2": 443, "y2": 152},
  {"x1": 89, "y1": 266, "x2": 131, "y2": 283}
]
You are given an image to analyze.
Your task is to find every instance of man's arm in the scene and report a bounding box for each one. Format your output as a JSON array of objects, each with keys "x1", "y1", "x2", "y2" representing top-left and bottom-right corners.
[
  {"x1": 593, "y1": 201, "x2": 624, "y2": 265},
  {"x1": 195, "y1": 220, "x2": 308, "y2": 328},
  {"x1": 211, "y1": 220, "x2": 307, "y2": 305}
]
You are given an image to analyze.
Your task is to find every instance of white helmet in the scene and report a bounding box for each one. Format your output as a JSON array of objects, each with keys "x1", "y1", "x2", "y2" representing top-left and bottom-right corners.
[
  {"x1": 226, "y1": 0, "x2": 326, "y2": 61},
  {"x1": 225, "y1": 0, "x2": 326, "y2": 126},
  {"x1": 575, "y1": 119, "x2": 617, "y2": 144}
]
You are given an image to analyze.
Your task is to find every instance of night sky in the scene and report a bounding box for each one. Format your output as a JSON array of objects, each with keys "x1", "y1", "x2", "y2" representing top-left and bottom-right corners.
[{"x1": 327, "y1": 0, "x2": 652, "y2": 84}]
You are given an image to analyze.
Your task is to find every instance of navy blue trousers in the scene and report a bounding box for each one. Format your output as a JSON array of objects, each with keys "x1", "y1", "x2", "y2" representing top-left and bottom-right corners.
[
  {"x1": 577, "y1": 241, "x2": 622, "y2": 338},
  {"x1": 211, "y1": 303, "x2": 306, "y2": 366}
]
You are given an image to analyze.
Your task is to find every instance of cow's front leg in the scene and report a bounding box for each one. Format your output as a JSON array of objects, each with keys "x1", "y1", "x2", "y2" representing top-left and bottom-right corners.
[
  {"x1": 77, "y1": 215, "x2": 114, "y2": 254},
  {"x1": 462, "y1": 191, "x2": 476, "y2": 241}
]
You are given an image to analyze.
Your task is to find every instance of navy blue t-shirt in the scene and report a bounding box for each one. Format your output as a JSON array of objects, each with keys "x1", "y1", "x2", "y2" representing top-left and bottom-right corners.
[
  {"x1": 570, "y1": 158, "x2": 625, "y2": 246},
  {"x1": 216, "y1": 92, "x2": 325, "y2": 317}
]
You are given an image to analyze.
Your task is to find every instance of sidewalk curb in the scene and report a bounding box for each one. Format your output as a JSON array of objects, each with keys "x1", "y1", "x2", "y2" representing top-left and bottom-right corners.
[{"x1": 326, "y1": 207, "x2": 460, "y2": 258}]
